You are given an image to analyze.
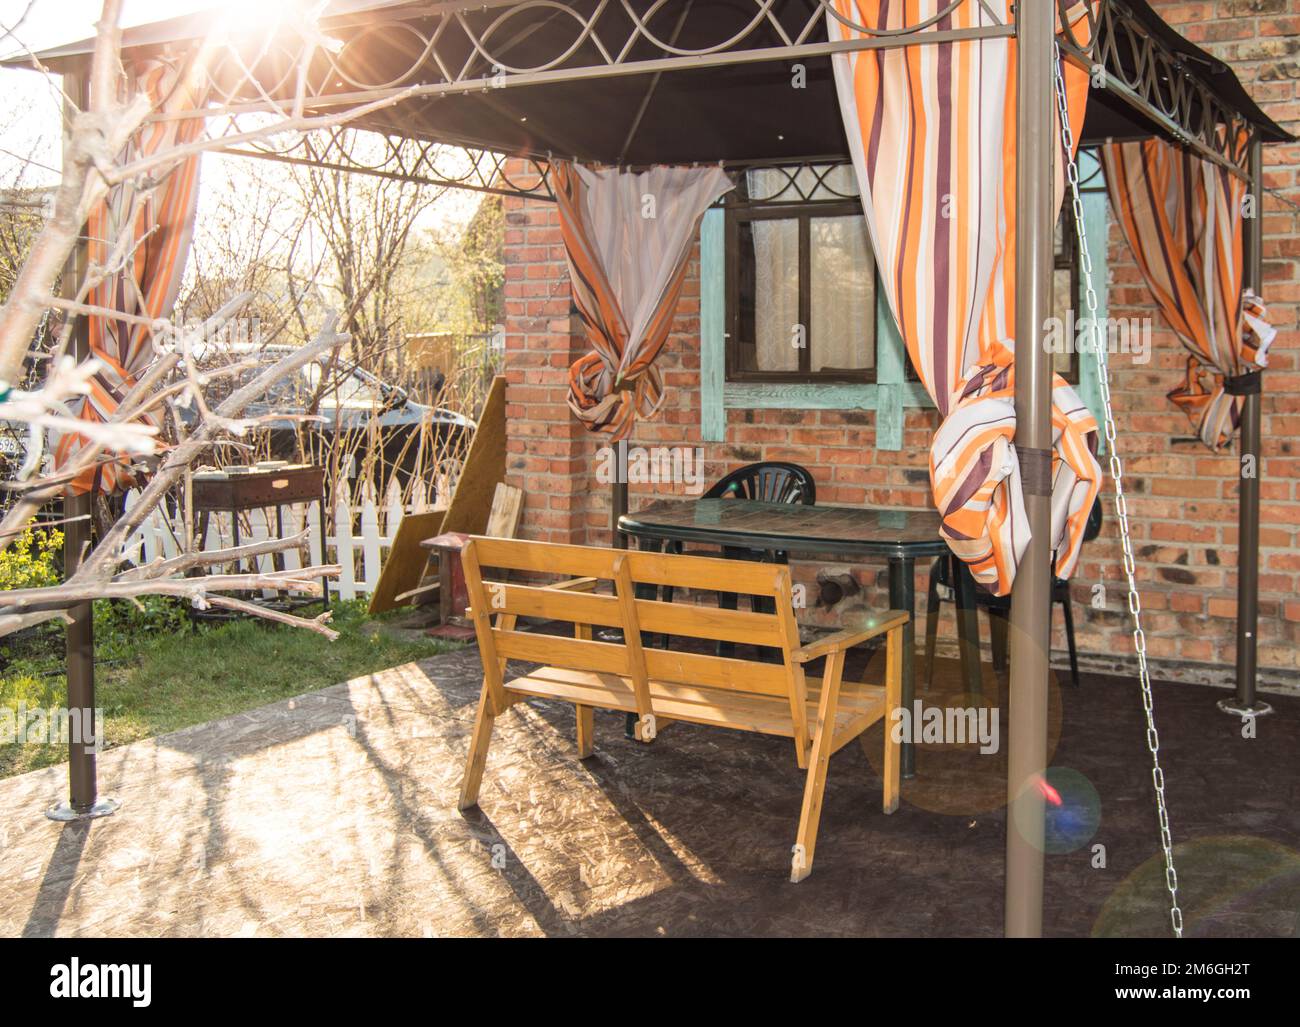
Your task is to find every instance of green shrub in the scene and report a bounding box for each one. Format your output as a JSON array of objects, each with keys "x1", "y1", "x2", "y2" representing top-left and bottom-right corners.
[
  {"x1": 0, "y1": 522, "x2": 64, "y2": 592},
  {"x1": 0, "y1": 667, "x2": 61, "y2": 709},
  {"x1": 94, "y1": 596, "x2": 192, "y2": 661}
]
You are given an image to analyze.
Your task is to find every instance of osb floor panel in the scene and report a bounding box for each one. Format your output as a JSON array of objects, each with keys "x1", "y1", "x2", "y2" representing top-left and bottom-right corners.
[{"x1": 1, "y1": 640, "x2": 1297, "y2": 938}]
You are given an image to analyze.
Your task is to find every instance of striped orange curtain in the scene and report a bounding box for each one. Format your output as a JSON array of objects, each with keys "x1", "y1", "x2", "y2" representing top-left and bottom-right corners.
[
  {"x1": 554, "y1": 161, "x2": 733, "y2": 440},
  {"x1": 1102, "y1": 137, "x2": 1275, "y2": 450},
  {"x1": 827, "y1": 1, "x2": 1101, "y2": 595},
  {"x1": 55, "y1": 58, "x2": 208, "y2": 495}
]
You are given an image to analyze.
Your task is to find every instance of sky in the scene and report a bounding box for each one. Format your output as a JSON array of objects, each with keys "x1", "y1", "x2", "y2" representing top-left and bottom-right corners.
[
  {"x1": 0, "y1": 0, "x2": 483, "y2": 331},
  {"x1": 0, "y1": 0, "x2": 236, "y2": 173}
]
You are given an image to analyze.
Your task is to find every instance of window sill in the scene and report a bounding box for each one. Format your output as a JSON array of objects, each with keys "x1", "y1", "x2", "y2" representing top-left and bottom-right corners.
[{"x1": 722, "y1": 380, "x2": 932, "y2": 411}]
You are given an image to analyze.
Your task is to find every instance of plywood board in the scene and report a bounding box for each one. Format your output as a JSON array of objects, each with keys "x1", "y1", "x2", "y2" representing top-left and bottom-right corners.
[
  {"x1": 368, "y1": 375, "x2": 508, "y2": 614},
  {"x1": 441, "y1": 374, "x2": 507, "y2": 536},
  {"x1": 484, "y1": 482, "x2": 523, "y2": 540},
  {"x1": 367, "y1": 509, "x2": 445, "y2": 614}
]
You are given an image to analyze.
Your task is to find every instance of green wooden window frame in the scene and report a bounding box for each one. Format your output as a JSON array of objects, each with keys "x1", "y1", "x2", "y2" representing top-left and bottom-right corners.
[
  {"x1": 700, "y1": 207, "x2": 927, "y2": 450},
  {"x1": 724, "y1": 197, "x2": 884, "y2": 384},
  {"x1": 1075, "y1": 148, "x2": 1109, "y2": 454},
  {"x1": 700, "y1": 157, "x2": 1109, "y2": 452}
]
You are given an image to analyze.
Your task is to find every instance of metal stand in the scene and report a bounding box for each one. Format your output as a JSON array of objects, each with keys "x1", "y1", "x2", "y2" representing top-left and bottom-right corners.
[
  {"x1": 50, "y1": 447, "x2": 119, "y2": 824},
  {"x1": 1005, "y1": 1, "x2": 1054, "y2": 939},
  {"x1": 46, "y1": 798, "x2": 121, "y2": 822},
  {"x1": 610, "y1": 439, "x2": 629, "y2": 550},
  {"x1": 189, "y1": 464, "x2": 330, "y2": 620},
  {"x1": 1217, "y1": 695, "x2": 1273, "y2": 718},
  {"x1": 601, "y1": 441, "x2": 629, "y2": 647},
  {"x1": 47, "y1": 64, "x2": 118, "y2": 824},
  {"x1": 1222, "y1": 139, "x2": 1271, "y2": 720}
]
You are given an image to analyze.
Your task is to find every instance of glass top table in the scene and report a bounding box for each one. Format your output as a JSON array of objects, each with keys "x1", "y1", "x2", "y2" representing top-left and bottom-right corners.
[
  {"x1": 620, "y1": 498, "x2": 950, "y2": 559},
  {"x1": 619, "y1": 498, "x2": 982, "y2": 779}
]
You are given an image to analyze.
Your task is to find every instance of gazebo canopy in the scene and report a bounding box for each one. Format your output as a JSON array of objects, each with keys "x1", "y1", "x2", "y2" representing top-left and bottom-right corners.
[{"x1": 23, "y1": 0, "x2": 1291, "y2": 183}]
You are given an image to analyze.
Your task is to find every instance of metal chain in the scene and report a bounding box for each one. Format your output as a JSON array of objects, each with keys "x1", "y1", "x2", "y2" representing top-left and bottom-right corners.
[{"x1": 1053, "y1": 42, "x2": 1184, "y2": 938}]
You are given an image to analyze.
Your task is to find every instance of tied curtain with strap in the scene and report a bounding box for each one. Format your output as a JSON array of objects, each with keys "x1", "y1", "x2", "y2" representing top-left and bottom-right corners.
[
  {"x1": 1102, "y1": 137, "x2": 1276, "y2": 450},
  {"x1": 827, "y1": 0, "x2": 1101, "y2": 596},
  {"x1": 54, "y1": 58, "x2": 207, "y2": 495},
  {"x1": 554, "y1": 161, "x2": 734, "y2": 441}
]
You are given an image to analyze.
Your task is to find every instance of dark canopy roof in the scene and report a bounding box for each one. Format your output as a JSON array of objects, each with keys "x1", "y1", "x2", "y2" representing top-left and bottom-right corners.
[
  {"x1": 17, "y1": 0, "x2": 1292, "y2": 167},
  {"x1": 1081, "y1": 0, "x2": 1291, "y2": 148}
]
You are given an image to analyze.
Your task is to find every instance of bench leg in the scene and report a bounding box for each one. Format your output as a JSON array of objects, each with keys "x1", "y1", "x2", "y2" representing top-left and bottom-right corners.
[
  {"x1": 458, "y1": 689, "x2": 497, "y2": 811},
  {"x1": 792, "y1": 650, "x2": 844, "y2": 883},
  {"x1": 575, "y1": 704, "x2": 595, "y2": 759}
]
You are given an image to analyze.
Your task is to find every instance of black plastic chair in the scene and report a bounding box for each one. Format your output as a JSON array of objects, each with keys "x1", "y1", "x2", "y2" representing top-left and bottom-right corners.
[
  {"x1": 653, "y1": 462, "x2": 815, "y2": 657},
  {"x1": 706, "y1": 461, "x2": 817, "y2": 507},
  {"x1": 661, "y1": 461, "x2": 816, "y2": 608},
  {"x1": 923, "y1": 500, "x2": 1103, "y2": 689},
  {"x1": 625, "y1": 462, "x2": 816, "y2": 736}
]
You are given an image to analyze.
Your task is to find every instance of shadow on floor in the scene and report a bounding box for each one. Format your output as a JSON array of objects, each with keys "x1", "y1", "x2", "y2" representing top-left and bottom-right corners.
[{"x1": 1, "y1": 638, "x2": 1296, "y2": 938}]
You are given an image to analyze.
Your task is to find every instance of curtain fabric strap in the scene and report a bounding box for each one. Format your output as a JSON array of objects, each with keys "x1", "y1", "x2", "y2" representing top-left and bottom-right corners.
[
  {"x1": 1017, "y1": 446, "x2": 1054, "y2": 497},
  {"x1": 1222, "y1": 371, "x2": 1263, "y2": 397}
]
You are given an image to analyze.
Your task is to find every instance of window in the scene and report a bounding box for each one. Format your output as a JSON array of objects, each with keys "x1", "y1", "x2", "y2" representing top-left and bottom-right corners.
[
  {"x1": 700, "y1": 152, "x2": 1110, "y2": 448},
  {"x1": 1053, "y1": 204, "x2": 1081, "y2": 384},
  {"x1": 725, "y1": 165, "x2": 880, "y2": 383}
]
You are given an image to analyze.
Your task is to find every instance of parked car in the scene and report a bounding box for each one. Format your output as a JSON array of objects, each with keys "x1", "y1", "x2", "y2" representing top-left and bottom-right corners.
[
  {"x1": 183, "y1": 345, "x2": 476, "y2": 502},
  {"x1": 0, "y1": 420, "x2": 38, "y2": 518},
  {"x1": 0, "y1": 317, "x2": 59, "y2": 517}
]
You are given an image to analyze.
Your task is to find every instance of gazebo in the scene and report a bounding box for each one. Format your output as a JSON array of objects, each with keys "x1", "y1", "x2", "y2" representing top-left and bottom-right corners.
[{"x1": 21, "y1": 0, "x2": 1291, "y2": 938}]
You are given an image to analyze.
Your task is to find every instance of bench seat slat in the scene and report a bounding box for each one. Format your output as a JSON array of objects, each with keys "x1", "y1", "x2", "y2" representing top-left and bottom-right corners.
[
  {"x1": 504, "y1": 666, "x2": 885, "y2": 740},
  {"x1": 479, "y1": 584, "x2": 786, "y2": 647},
  {"x1": 471, "y1": 536, "x2": 787, "y2": 596},
  {"x1": 494, "y1": 627, "x2": 793, "y2": 698},
  {"x1": 495, "y1": 630, "x2": 632, "y2": 676},
  {"x1": 642, "y1": 647, "x2": 789, "y2": 696},
  {"x1": 624, "y1": 550, "x2": 787, "y2": 595},
  {"x1": 487, "y1": 585, "x2": 621, "y2": 629},
  {"x1": 637, "y1": 599, "x2": 785, "y2": 648}
]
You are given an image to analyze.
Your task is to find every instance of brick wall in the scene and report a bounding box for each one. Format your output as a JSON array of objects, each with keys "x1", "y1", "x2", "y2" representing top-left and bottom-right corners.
[{"x1": 500, "y1": 0, "x2": 1300, "y2": 689}]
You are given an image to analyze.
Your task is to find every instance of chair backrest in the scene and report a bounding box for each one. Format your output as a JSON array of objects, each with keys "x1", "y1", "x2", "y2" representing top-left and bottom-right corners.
[
  {"x1": 1083, "y1": 498, "x2": 1104, "y2": 543},
  {"x1": 706, "y1": 462, "x2": 816, "y2": 505},
  {"x1": 460, "y1": 536, "x2": 811, "y2": 748}
]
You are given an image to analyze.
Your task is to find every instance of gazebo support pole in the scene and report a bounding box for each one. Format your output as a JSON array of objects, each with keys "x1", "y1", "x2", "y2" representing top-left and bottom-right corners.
[
  {"x1": 1220, "y1": 137, "x2": 1272, "y2": 719},
  {"x1": 612, "y1": 462, "x2": 628, "y2": 550},
  {"x1": 47, "y1": 65, "x2": 117, "y2": 822},
  {"x1": 1005, "y1": 0, "x2": 1055, "y2": 938}
]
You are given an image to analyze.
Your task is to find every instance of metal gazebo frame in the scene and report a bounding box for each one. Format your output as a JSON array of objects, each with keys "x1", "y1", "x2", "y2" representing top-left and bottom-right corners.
[{"x1": 25, "y1": 0, "x2": 1291, "y2": 938}]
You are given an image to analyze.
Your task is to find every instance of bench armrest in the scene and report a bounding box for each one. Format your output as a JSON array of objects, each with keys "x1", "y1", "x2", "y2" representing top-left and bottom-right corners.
[{"x1": 791, "y1": 610, "x2": 909, "y2": 664}]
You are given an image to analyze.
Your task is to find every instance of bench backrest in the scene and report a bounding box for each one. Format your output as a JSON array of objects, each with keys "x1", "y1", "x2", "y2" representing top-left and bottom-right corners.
[{"x1": 460, "y1": 536, "x2": 811, "y2": 747}]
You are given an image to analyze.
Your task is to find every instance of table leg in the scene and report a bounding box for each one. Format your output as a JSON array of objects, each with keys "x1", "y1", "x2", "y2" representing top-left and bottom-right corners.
[
  {"x1": 888, "y1": 556, "x2": 916, "y2": 779},
  {"x1": 952, "y1": 555, "x2": 983, "y2": 697},
  {"x1": 437, "y1": 551, "x2": 454, "y2": 627},
  {"x1": 274, "y1": 505, "x2": 285, "y2": 573},
  {"x1": 193, "y1": 511, "x2": 210, "y2": 558},
  {"x1": 624, "y1": 537, "x2": 662, "y2": 739},
  {"x1": 318, "y1": 493, "x2": 330, "y2": 611}
]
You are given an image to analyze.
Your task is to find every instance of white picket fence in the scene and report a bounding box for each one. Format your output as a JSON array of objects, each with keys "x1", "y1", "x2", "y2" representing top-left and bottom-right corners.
[{"x1": 120, "y1": 480, "x2": 433, "y2": 601}]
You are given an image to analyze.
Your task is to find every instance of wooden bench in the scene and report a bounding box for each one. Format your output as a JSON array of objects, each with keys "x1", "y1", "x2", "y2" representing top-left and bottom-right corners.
[{"x1": 456, "y1": 536, "x2": 907, "y2": 882}]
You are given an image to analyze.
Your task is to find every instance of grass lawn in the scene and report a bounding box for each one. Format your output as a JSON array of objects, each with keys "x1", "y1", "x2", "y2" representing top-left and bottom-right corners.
[{"x1": 0, "y1": 599, "x2": 457, "y2": 779}]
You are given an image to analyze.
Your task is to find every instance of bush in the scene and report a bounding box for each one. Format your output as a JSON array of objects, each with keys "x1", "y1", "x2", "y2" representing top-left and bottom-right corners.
[
  {"x1": 0, "y1": 521, "x2": 64, "y2": 592},
  {"x1": 94, "y1": 596, "x2": 192, "y2": 661},
  {"x1": 0, "y1": 667, "x2": 61, "y2": 709}
]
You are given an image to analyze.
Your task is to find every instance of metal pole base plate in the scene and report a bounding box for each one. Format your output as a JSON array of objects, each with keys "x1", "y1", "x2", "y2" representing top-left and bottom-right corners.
[
  {"x1": 45, "y1": 797, "x2": 121, "y2": 822},
  {"x1": 1217, "y1": 697, "x2": 1274, "y2": 718}
]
